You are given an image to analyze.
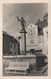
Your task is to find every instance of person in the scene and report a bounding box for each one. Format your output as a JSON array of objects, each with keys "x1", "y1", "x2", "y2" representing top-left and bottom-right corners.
[{"x1": 17, "y1": 16, "x2": 26, "y2": 30}]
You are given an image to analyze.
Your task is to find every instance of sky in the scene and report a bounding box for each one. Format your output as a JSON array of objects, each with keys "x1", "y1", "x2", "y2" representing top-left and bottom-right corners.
[{"x1": 3, "y1": 3, "x2": 48, "y2": 38}]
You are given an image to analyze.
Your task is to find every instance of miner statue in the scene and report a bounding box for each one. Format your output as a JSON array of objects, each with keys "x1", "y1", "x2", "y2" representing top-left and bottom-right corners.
[{"x1": 17, "y1": 16, "x2": 26, "y2": 31}]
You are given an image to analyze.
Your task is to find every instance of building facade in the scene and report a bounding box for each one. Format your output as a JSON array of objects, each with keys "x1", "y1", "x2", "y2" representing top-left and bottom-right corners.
[
  {"x1": 3, "y1": 31, "x2": 20, "y2": 56},
  {"x1": 26, "y1": 24, "x2": 43, "y2": 54},
  {"x1": 35, "y1": 12, "x2": 48, "y2": 56}
]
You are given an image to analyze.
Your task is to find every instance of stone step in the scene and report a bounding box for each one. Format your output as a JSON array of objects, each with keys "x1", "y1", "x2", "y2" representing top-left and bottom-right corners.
[
  {"x1": 29, "y1": 64, "x2": 48, "y2": 74},
  {"x1": 37, "y1": 64, "x2": 48, "y2": 74}
]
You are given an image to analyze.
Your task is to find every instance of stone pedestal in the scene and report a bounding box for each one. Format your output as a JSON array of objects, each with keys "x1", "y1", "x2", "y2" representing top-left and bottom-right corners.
[{"x1": 20, "y1": 29, "x2": 27, "y2": 55}]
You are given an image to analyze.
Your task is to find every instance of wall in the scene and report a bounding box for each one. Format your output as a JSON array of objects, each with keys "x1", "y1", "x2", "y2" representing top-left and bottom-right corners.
[
  {"x1": 3, "y1": 35, "x2": 10, "y2": 55},
  {"x1": 43, "y1": 27, "x2": 48, "y2": 56},
  {"x1": 26, "y1": 24, "x2": 43, "y2": 53},
  {"x1": 10, "y1": 42, "x2": 18, "y2": 55}
]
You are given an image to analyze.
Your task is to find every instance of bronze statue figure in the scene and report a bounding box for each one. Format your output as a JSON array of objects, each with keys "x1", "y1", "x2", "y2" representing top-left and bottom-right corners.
[{"x1": 17, "y1": 16, "x2": 26, "y2": 30}]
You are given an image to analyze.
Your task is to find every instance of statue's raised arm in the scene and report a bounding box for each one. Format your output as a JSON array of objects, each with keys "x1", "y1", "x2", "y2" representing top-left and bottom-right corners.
[{"x1": 17, "y1": 16, "x2": 21, "y2": 21}]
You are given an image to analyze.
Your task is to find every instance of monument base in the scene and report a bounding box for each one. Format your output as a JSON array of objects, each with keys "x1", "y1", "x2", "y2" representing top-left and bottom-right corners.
[{"x1": 3, "y1": 55, "x2": 36, "y2": 69}]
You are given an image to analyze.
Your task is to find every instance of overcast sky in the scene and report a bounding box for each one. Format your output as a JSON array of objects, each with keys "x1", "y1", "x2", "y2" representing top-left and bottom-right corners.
[{"x1": 3, "y1": 3, "x2": 48, "y2": 38}]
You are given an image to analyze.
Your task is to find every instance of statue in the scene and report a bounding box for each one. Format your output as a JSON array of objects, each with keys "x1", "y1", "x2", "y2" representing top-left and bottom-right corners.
[{"x1": 17, "y1": 16, "x2": 26, "y2": 31}]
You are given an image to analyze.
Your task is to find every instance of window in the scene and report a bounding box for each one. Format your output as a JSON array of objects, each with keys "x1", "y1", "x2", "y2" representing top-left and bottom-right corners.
[
  {"x1": 30, "y1": 39, "x2": 34, "y2": 44},
  {"x1": 38, "y1": 38, "x2": 42, "y2": 43},
  {"x1": 47, "y1": 32, "x2": 48, "y2": 38},
  {"x1": 30, "y1": 30, "x2": 33, "y2": 35},
  {"x1": 30, "y1": 25, "x2": 32, "y2": 27},
  {"x1": 14, "y1": 44, "x2": 16, "y2": 48},
  {"x1": 10, "y1": 45, "x2": 12, "y2": 48}
]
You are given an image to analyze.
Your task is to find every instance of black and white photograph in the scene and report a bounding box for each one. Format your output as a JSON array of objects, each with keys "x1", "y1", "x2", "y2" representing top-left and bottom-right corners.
[{"x1": 3, "y1": 3, "x2": 48, "y2": 76}]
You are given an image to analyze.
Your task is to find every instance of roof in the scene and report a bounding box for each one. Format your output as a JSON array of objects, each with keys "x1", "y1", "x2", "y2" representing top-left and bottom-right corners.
[
  {"x1": 35, "y1": 12, "x2": 48, "y2": 30},
  {"x1": 3, "y1": 31, "x2": 10, "y2": 37},
  {"x1": 35, "y1": 19, "x2": 48, "y2": 30},
  {"x1": 35, "y1": 19, "x2": 48, "y2": 35},
  {"x1": 35, "y1": 13, "x2": 48, "y2": 35},
  {"x1": 43, "y1": 12, "x2": 48, "y2": 18},
  {"x1": 3, "y1": 31, "x2": 18, "y2": 43}
]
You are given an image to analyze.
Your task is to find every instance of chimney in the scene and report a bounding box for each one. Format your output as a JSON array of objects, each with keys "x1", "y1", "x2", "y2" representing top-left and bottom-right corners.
[{"x1": 38, "y1": 19, "x2": 40, "y2": 22}]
